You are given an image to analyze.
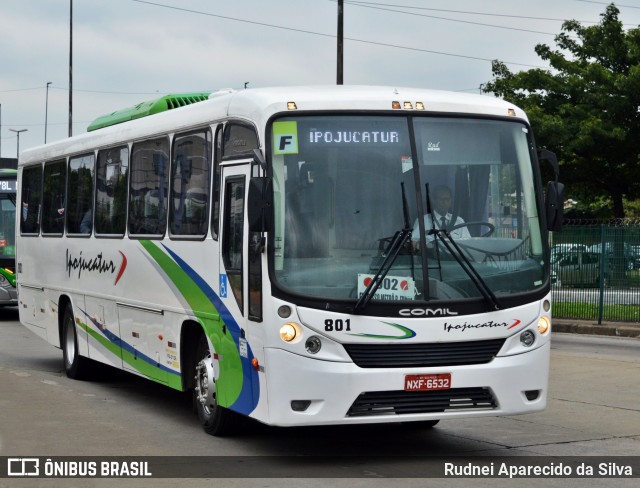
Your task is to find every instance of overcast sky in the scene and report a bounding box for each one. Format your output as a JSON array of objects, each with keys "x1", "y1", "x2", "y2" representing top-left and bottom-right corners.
[{"x1": 2, "y1": 0, "x2": 640, "y2": 158}]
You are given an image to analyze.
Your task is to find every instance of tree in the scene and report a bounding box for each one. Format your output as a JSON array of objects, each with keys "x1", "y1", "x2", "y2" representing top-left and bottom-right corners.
[{"x1": 484, "y1": 3, "x2": 640, "y2": 218}]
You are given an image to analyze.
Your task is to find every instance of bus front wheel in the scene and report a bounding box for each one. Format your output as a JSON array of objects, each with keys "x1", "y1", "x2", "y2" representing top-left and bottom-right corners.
[
  {"x1": 193, "y1": 334, "x2": 237, "y2": 436},
  {"x1": 62, "y1": 303, "x2": 92, "y2": 379}
]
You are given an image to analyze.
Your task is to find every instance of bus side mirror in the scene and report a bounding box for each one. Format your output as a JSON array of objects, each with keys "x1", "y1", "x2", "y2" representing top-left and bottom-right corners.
[
  {"x1": 545, "y1": 180, "x2": 564, "y2": 232},
  {"x1": 538, "y1": 148, "x2": 564, "y2": 232},
  {"x1": 248, "y1": 176, "x2": 273, "y2": 232}
]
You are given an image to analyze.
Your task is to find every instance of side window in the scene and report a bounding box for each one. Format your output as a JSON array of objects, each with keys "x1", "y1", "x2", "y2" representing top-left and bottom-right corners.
[
  {"x1": 42, "y1": 160, "x2": 66, "y2": 235},
  {"x1": 67, "y1": 154, "x2": 95, "y2": 235},
  {"x1": 170, "y1": 130, "x2": 211, "y2": 237},
  {"x1": 20, "y1": 165, "x2": 42, "y2": 235},
  {"x1": 222, "y1": 177, "x2": 245, "y2": 312},
  {"x1": 96, "y1": 146, "x2": 129, "y2": 236},
  {"x1": 222, "y1": 122, "x2": 259, "y2": 160},
  {"x1": 211, "y1": 125, "x2": 222, "y2": 239},
  {"x1": 129, "y1": 137, "x2": 170, "y2": 236}
]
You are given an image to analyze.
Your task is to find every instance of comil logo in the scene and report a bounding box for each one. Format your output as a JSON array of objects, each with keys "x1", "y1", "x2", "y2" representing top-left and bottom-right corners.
[
  {"x1": 8, "y1": 458, "x2": 39, "y2": 476},
  {"x1": 399, "y1": 307, "x2": 458, "y2": 317}
]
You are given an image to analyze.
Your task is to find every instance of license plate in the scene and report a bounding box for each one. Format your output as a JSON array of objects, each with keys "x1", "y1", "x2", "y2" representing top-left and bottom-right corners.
[{"x1": 404, "y1": 373, "x2": 451, "y2": 392}]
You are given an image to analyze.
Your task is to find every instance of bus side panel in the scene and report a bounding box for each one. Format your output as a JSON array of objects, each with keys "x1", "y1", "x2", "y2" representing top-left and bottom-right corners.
[
  {"x1": 17, "y1": 285, "x2": 49, "y2": 343},
  {"x1": 84, "y1": 296, "x2": 123, "y2": 369},
  {"x1": 118, "y1": 305, "x2": 175, "y2": 385},
  {"x1": 17, "y1": 235, "x2": 62, "y2": 349}
]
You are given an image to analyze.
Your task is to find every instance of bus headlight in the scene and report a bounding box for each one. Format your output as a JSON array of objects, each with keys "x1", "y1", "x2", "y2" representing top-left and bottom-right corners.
[
  {"x1": 280, "y1": 322, "x2": 301, "y2": 343},
  {"x1": 537, "y1": 316, "x2": 550, "y2": 334},
  {"x1": 520, "y1": 330, "x2": 536, "y2": 347}
]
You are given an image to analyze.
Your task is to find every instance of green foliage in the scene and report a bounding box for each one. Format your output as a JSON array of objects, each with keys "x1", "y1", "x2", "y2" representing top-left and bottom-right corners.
[
  {"x1": 553, "y1": 301, "x2": 640, "y2": 322},
  {"x1": 484, "y1": 4, "x2": 640, "y2": 218}
]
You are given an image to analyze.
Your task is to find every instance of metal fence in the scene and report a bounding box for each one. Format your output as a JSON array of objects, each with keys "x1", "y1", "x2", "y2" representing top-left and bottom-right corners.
[{"x1": 550, "y1": 219, "x2": 640, "y2": 323}]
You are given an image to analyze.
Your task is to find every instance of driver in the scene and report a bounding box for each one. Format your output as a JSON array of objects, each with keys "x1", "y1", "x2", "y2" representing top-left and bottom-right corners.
[{"x1": 412, "y1": 185, "x2": 470, "y2": 242}]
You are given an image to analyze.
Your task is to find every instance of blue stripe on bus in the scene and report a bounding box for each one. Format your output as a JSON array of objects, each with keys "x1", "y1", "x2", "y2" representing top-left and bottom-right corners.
[
  {"x1": 80, "y1": 308, "x2": 181, "y2": 377},
  {"x1": 160, "y1": 244, "x2": 260, "y2": 415}
]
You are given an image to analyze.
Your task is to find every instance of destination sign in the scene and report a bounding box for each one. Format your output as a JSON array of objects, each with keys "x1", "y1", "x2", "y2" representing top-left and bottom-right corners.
[
  {"x1": 308, "y1": 130, "x2": 400, "y2": 144},
  {"x1": 273, "y1": 118, "x2": 407, "y2": 155},
  {"x1": 0, "y1": 180, "x2": 17, "y2": 193}
]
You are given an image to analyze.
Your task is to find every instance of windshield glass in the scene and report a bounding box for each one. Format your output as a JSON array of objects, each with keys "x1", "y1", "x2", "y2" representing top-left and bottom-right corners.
[{"x1": 270, "y1": 115, "x2": 545, "y2": 305}]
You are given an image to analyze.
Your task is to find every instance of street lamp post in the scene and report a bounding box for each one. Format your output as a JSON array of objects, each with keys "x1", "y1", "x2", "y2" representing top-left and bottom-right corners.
[
  {"x1": 69, "y1": 0, "x2": 73, "y2": 137},
  {"x1": 337, "y1": 0, "x2": 343, "y2": 85},
  {"x1": 45, "y1": 81, "x2": 52, "y2": 143},
  {"x1": 9, "y1": 129, "x2": 28, "y2": 159}
]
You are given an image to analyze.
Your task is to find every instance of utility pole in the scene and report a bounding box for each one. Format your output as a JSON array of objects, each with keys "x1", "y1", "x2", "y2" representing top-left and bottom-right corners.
[
  {"x1": 68, "y1": 0, "x2": 73, "y2": 137},
  {"x1": 337, "y1": 0, "x2": 343, "y2": 85},
  {"x1": 45, "y1": 82, "x2": 52, "y2": 143}
]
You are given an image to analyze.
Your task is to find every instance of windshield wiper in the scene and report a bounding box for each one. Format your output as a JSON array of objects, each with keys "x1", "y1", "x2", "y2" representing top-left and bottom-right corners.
[
  {"x1": 353, "y1": 182, "x2": 413, "y2": 314},
  {"x1": 425, "y1": 183, "x2": 501, "y2": 311},
  {"x1": 432, "y1": 229, "x2": 500, "y2": 310}
]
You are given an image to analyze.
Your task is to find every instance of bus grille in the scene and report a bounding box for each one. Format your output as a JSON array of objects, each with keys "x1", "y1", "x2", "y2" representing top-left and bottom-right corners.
[
  {"x1": 347, "y1": 388, "x2": 496, "y2": 417},
  {"x1": 343, "y1": 339, "x2": 505, "y2": 368}
]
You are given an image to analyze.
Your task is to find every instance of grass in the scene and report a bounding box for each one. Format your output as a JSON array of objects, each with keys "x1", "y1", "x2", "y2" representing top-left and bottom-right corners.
[{"x1": 553, "y1": 301, "x2": 640, "y2": 322}]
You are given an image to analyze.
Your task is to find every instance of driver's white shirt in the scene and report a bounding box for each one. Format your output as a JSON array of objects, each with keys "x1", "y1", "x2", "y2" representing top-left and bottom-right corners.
[{"x1": 412, "y1": 211, "x2": 471, "y2": 241}]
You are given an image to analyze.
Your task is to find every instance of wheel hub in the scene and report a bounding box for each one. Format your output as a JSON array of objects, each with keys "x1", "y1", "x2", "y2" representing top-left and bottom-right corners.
[{"x1": 194, "y1": 355, "x2": 216, "y2": 413}]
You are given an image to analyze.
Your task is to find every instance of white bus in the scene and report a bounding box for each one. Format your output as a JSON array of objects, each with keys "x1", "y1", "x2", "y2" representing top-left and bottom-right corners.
[{"x1": 17, "y1": 86, "x2": 563, "y2": 436}]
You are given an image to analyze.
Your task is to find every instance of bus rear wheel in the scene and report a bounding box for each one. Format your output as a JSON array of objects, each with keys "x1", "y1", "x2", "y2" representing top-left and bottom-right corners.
[
  {"x1": 62, "y1": 302, "x2": 92, "y2": 379},
  {"x1": 193, "y1": 334, "x2": 237, "y2": 436}
]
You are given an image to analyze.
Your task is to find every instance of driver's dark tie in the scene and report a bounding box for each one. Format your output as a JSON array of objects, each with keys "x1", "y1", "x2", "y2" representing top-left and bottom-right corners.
[{"x1": 440, "y1": 216, "x2": 447, "y2": 230}]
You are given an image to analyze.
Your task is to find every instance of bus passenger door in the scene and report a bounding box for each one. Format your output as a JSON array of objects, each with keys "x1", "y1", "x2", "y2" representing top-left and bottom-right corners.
[
  {"x1": 217, "y1": 164, "x2": 252, "y2": 408},
  {"x1": 219, "y1": 166, "x2": 247, "y2": 322}
]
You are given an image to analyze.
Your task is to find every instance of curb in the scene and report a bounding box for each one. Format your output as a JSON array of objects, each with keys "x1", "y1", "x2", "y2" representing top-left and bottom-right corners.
[{"x1": 552, "y1": 319, "x2": 640, "y2": 339}]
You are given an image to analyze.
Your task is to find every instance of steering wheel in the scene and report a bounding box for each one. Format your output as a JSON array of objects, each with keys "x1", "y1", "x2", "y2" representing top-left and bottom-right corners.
[{"x1": 449, "y1": 221, "x2": 495, "y2": 237}]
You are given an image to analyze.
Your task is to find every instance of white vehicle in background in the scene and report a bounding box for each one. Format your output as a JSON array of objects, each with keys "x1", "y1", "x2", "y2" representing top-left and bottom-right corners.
[{"x1": 554, "y1": 250, "x2": 604, "y2": 288}]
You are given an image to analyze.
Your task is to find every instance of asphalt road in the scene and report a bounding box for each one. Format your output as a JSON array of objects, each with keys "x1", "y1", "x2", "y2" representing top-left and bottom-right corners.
[{"x1": 0, "y1": 307, "x2": 638, "y2": 487}]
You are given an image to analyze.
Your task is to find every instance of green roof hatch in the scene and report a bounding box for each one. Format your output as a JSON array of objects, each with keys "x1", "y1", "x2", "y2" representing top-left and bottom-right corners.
[{"x1": 87, "y1": 92, "x2": 210, "y2": 132}]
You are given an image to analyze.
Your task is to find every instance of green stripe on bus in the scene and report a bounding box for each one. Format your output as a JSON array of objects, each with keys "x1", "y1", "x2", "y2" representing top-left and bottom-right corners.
[{"x1": 139, "y1": 240, "x2": 243, "y2": 407}]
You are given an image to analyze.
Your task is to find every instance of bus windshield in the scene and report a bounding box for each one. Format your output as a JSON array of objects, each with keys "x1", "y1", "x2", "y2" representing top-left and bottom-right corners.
[{"x1": 270, "y1": 115, "x2": 545, "y2": 305}]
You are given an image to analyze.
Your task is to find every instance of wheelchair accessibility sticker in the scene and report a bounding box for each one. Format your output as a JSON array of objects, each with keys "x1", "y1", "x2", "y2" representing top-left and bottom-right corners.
[{"x1": 219, "y1": 274, "x2": 228, "y2": 298}]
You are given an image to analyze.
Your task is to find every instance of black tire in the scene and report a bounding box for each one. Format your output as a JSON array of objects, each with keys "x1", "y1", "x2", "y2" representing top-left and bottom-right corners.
[
  {"x1": 193, "y1": 334, "x2": 238, "y2": 436},
  {"x1": 62, "y1": 302, "x2": 92, "y2": 379}
]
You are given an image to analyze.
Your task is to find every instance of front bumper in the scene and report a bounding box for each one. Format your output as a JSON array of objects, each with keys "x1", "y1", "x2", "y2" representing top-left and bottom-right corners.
[{"x1": 263, "y1": 341, "x2": 550, "y2": 426}]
